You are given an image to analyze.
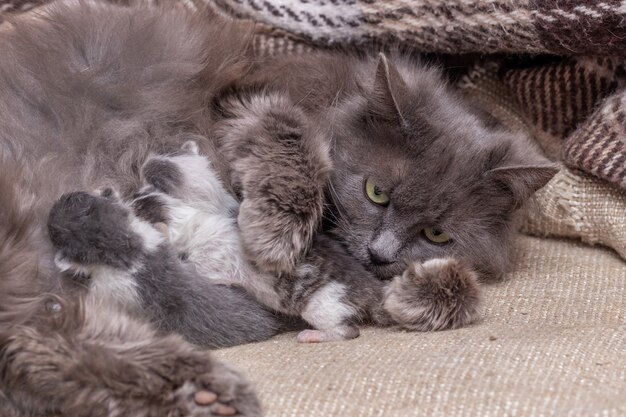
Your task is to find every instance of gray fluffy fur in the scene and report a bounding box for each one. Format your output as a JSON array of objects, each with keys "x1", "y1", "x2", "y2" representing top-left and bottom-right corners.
[{"x1": 0, "y1": 2, "x2": 265, "y2": 415}]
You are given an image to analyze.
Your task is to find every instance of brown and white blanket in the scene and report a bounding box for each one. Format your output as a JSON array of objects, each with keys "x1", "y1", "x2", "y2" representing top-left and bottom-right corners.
[{"x1": 2, "y1": 0, "x2": 626, "y2": 259}]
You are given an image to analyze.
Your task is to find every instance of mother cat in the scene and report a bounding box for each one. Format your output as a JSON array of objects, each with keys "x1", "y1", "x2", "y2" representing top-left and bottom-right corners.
[{"x1": 0, "y1": 1, "x2": 556, "y2": 416}]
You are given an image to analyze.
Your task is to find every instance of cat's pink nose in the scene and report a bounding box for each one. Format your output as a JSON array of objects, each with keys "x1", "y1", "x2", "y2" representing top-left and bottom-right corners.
[{"x1": 369, "y1": 230, "x2": 401, "y2": 265}]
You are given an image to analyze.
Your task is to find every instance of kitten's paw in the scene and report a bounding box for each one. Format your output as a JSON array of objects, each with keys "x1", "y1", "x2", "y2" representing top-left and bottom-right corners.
[
  {"x1": 177, "y1": 360, "x2": 261, "y2": 417},
  {"x1": 296, "y1": 327, "x2": 360, "y2": 343},
  {"x1": 384, "y1": 258, "x2": 481, "y2": 331},
  {"x1": 154, "y1": 222, "x2": 171, "y2": 240},
  {"x1": 238, "y1": 198, "x2": 317, "y2": 273}
]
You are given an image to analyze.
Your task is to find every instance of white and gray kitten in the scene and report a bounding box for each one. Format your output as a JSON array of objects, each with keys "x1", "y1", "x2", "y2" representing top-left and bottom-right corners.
[{"x1": 128, "y1": 141, "x2": 481, "y2": 342}]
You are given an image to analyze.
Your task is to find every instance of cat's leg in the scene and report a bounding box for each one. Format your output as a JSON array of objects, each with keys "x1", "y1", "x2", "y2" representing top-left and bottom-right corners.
[
  {"x1": 383, "y1": 258, "x2": 481, "y2": 331},
  {"x1": 296, "y1": 282, "x2": 360, "y2": 343},
  {"x1": 213, "y1": 91, "x2": 331, "y2": 273},
  {"x1": 0, "y1": 297, "x2": 261, "y2": 417}
]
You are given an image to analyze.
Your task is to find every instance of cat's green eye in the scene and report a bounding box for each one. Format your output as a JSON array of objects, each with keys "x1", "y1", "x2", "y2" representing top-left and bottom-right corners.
[
  {"x1": 423, "y1": 227, "x2": 451, "y2": 244},
  {"x1": 365, "y1": 178, "x2": 390, "y2": 206}
]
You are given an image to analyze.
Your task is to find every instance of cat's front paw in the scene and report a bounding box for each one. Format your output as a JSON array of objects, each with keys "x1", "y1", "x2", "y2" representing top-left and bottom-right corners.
[
  {"x1": 384, "y1": 258, "x2": 481, "y2": 331},
  {"x1": 238, "y1": 198, "x2": 317, "y2": 273},
  {"x1": 176, "y1": 360, "x2": 261, "y2": 417}
]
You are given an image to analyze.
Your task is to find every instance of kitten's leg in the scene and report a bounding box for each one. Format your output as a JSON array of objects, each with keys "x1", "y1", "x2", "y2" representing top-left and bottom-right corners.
[
  {"x1": 214, "y1": 91, "x2": 331, "y2": 273},
  {"x1": 383, "y1": 258, "x2": 481, "y2": 331},
  {"x1": 296, "y1": 282, "x2": 360, "y2": 343},
  {"x1": 0, "y1": 298, "x2": 261, "y2": 417},
  {"x1": 296, "y1": 327, "x2": 360, "y2": 344}
]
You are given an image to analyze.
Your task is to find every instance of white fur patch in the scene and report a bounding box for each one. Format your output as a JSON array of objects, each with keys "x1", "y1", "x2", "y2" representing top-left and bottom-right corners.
[
  {"x1": 422, "y1": 257, "x2": 455, "y2": 270},
  {"x1": 301, "y1": 282, "x2": 354, "y2": 330},
  {"x1": 54, "y1": 252, "x2": 91, "y2": 276},
  {"x1": 128, "y1": 216, "x2": 164, "y2": 253},
  {"x1": 88, "y1": 265, "x2": 141, "y2": 311},
  {"x1": 54, "y1": 250, "x2": 141, "y2": 311},
  {"x1": 161, "y1": 187, "x2": 285, "y2": 312}
]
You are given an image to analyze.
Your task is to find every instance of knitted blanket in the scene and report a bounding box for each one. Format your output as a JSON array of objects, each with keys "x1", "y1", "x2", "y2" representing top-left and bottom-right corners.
[{"x1": 2, "y1": 0, "x2": 626, "y2": 259}]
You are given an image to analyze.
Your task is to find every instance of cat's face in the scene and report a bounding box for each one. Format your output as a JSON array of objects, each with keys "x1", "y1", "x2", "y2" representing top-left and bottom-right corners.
[{"x1": 326, "y1": 55, "x2": 557, "y2": 280}]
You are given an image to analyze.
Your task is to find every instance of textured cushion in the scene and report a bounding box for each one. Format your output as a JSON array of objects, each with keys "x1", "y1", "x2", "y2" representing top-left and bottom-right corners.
[
  {"x1": 215, "y1": 235, "x2": 625, "y2": 416},
  {"x1": 522, "y1": 167, "x2": 626, "y2": 261},
  {"x1": 458, "y1": 61, "x2": 626, "y2": 263}
]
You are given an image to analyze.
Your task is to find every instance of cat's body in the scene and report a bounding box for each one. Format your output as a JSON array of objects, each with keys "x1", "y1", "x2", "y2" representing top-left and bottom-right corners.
[{"x1": 0, "y1": 1, "x2": 556, "y2": 415}]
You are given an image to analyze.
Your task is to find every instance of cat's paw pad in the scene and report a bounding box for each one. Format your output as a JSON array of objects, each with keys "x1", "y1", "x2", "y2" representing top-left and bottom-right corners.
[
  {"x1": 385, "y1": 258, "x2": 481, "y2": 331},
  {"x1": 238, "y1": 198, "x2": 315, "y2": 273},
  {"x1": 296, "y1": 327, "x2": 360, "y2": 343},
  {"x1": 177, "y1": 361, "x2": 261, "y2": 417},
  {"x1": 176, "y1": 383, "x2": 236, "y2": 416}
]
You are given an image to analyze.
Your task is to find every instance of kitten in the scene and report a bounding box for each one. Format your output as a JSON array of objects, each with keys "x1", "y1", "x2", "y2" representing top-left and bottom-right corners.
[
  {"x1": 125, "y1": 141, "x2": 480, "y2": 342},
  {"x1": 46, "y1": 186, "x2": 283, "y2": 349}
]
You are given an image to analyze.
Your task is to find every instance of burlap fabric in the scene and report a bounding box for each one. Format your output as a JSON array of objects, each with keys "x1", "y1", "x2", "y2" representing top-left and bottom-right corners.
[
  {"x1": 216, "y1": 235, "x2": 626, "y2": 417},
  {"x1": 456, "y1": 58, "x2": 626, "y2": 260}
]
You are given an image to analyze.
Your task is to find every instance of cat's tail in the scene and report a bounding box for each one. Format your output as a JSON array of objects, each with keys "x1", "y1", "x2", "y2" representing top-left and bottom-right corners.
[{"x1": 374, "y1": 258, "x2": 482, "y2": 331}]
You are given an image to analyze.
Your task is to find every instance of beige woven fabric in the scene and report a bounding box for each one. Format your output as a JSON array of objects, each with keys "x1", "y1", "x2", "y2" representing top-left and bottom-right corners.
[
  {"x1": 457, "y1": 62, "x2": 626, "y2": 262},
  {"x1": 216, "y1": 235, "x2": 626, "y2": 417},
  {"x1": 522, "y1": 168, "x2": 626, "y2": 261}
]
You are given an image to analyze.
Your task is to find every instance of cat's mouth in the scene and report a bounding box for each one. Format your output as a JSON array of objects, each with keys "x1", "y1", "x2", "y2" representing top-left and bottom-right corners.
[{"x1": 368, "y1": 262, "x2": 405, "y2": 280}]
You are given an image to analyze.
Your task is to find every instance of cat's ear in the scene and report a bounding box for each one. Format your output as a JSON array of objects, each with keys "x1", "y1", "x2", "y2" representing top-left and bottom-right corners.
[
  {"x1": 485, "y1": 164, "x2": 559, "y2": 207},
  {"x1": 368, "y1": 53, "x2": 407, "y2": 124},
  {"x1": 182, "y1": 140, "x2": 199, "y2": 155}
]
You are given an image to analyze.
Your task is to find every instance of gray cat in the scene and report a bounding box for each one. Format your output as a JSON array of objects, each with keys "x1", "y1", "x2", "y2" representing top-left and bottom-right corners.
[
  {"x1": 118, "y1": 141, "x2": 478, "y2": 342},
  {"x1": 0, "y1": 0, "x2": 556, "y2": 415}
]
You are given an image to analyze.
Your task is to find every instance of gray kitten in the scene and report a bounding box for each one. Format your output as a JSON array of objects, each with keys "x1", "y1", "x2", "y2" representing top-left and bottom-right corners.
[{"x1": 46, "y1": 187, "x2": 283, "y2": 349}]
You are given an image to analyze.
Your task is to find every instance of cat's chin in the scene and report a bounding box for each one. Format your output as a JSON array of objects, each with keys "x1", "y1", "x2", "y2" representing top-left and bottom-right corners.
[{"x1": 367, "y1": 262, "x2": 406, "y2": 281}]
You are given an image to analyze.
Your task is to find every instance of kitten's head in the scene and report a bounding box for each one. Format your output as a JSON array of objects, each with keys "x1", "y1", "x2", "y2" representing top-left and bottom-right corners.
[
  {"x1": 47, "y1": 190, "x2": 147, "y2": 270},
  {"x1": 327, "y1": 54, "x2": 557, "y2": 281}
]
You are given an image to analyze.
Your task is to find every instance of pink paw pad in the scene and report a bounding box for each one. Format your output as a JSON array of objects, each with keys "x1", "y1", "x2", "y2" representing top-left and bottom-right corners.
[{"x1": 296, "y1": 329, "x2": 326, "y2": 343}]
